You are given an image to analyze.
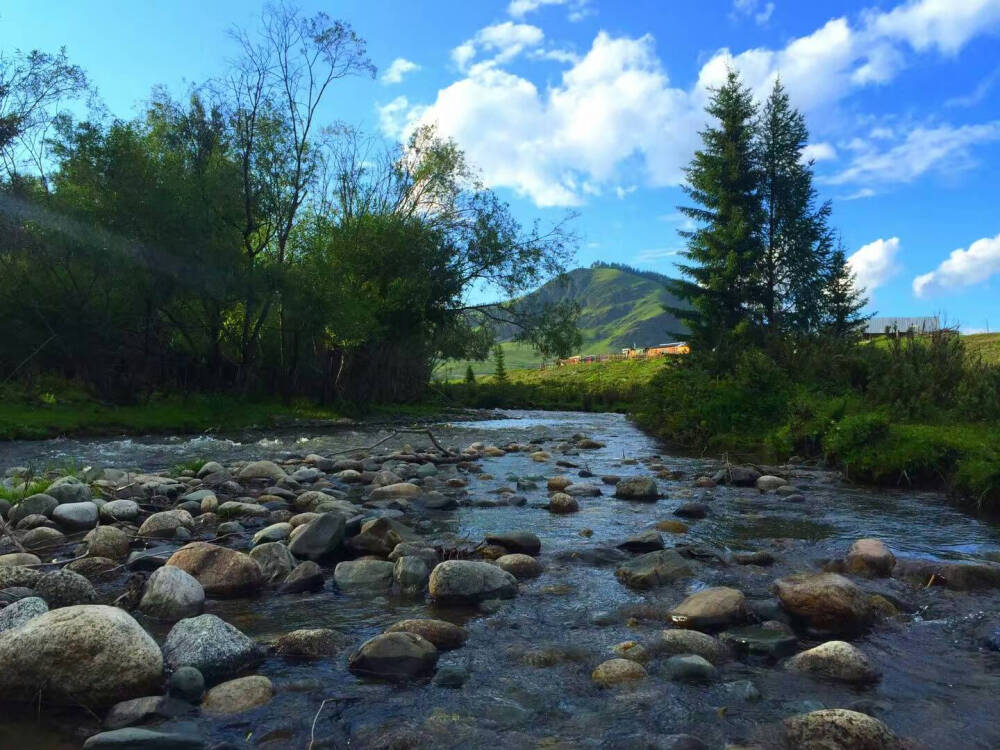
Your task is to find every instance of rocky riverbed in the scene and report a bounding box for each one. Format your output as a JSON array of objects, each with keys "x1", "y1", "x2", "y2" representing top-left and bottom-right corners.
[{"x1": 0, "y1": 410, "x2": 999, "y2": 749}]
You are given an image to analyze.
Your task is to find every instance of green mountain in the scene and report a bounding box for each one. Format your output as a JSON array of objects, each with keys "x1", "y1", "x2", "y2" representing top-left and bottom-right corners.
[{"x1": 440, "y1": 263, "x2": 687, "y2": 378}]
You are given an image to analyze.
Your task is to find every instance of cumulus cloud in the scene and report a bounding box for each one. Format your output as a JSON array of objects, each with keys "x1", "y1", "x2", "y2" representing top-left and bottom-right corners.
[
  {"x1": 801, "y1": 142, "x2": 837, "y2": 162},
  {"x1": 825, "y1": 121, "x2": 1000, "y2": 186},
  {"x1": 913, "y1": 232, "x2": 1000, "y2": 297},
  {"x1": 384, "y1": 0, "x2": 1000, "y2": 207},
  {"x1": 381, "y1": 58, "x2": 420, "y2": 85},
  {"x1": 508, "y1": 0, "x2": 592, "y2": 22},
  {"x1": 848, "y1": 237, "x2": 902, "y2": 292}
]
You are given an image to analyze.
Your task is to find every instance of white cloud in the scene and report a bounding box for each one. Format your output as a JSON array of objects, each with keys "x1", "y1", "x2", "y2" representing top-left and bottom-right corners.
[
  {"x1": 385, "y1": 0, "x2": 1000, "y2": 208},
  {"x1": 849, "y1": 237, "x2": 902, "y2": 292},
  {"x1": 825, "y1": 121, "x2": 1000, "y2": 186},
  {"x1": 913, "y1": 232, "x2": 1000, "y2": 297},
  {"x1": 452, "y1": 22, "x2": 545, "y2": 72},
  {"x1": 508, "y1": 0, "x2": 592, "y2": 22},
  {"x1": 378, "y1": 95, "x2": 417, "y2": 139},
  {"x1": 381, "y1": 58, "x2": 420, "y2": 85},
  {"x1": 946, "y1": 65, "x2": 1000, "y2": 107},
  {"x1": 801, "y1": 142, "x2": 837, "y2": 162},
  {"x1": 634, "y1": 247, "x2": 684, "y2": 263},
  {"x1": 733, "y1": 0, "x2": 776, "y2": 26}
]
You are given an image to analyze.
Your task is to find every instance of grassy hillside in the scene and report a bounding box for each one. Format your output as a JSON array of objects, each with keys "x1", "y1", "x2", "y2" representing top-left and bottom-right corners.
[
  {"x1": 440, "y1": 264, "x2": 685, "y2": 377},
  {"x1": 964, "y1": 333, "x2": 1000, "y2": 364}
]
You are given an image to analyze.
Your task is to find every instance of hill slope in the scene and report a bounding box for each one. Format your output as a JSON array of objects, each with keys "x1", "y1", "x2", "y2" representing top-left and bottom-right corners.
[{"x1": 439, "y1": 264, "x2": 686, "y2": 378}]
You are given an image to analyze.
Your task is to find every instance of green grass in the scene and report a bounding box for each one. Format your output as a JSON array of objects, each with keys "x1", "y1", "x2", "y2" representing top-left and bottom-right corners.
[
  {"x1": 964, "y1": 333, "x2": 1000, "y2": 365},
  {"x1": 0, "y1": 477, "x2": 54, "y2": 503}
]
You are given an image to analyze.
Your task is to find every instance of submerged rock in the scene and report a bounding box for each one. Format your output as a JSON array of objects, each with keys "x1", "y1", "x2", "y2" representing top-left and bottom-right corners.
[
  {"x1": 615, "y1": 550, "x2": 692, "y2": 590},
  {"x1": 484, "y1": 531, "x2": 541, "y2": 555},
  {"x1": 592, "y1": 658, "x2": 646, "y2": 685},
  {"x1": 614, "y1": 476, "x2": 659, "y2": 501},
  {"x1": 201, "y1": 675, "x2": 273, "y2": 716},
  {"x1": 82, "y1": 728, "x2": 206, "y2": 749},
  {"x1": 664, "y1": 654, "x2": 716, "y2": 682},
  {"x1": 496, "y1": 553, "x2": 542, "y2": 579},
  {"x1": 274, "y1": 628, "x2": 348, "y2": 658},
  {"x1": 348, "y1": 632, "x2": 438, "y2": 681},
  {"x1": 784, "y1": 709, "x2": 901, "y2": 749},
  {"x1": 670, "y1": 587, "x2": 747, "y2": 630},
  {"x1": 786, "y1": 640, "x2": 881, "y2": 684},
  {"x1": 654, "y1": 629, "x2": 728, "y2": 664},
  {"x1": 385, "y1": 619, "x2": 467, "y2": 650}
]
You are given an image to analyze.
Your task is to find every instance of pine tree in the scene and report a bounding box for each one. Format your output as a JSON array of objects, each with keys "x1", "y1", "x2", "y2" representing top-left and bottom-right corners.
[
  {"x1": 823, "y1": 245, "x2": 869, "y2": 340},
  {"x1": 492, "y1": 345, "x2": 508, "y2": 384},
  {"x1": 667, "y1": 68, "x2": 764, "y2": 353},
  {"x1": 464, "y1": 364, "x2": 476, "y2": 384},
  {"x1": 756, "y1": 78, "x2": 833, "y2": 335}
]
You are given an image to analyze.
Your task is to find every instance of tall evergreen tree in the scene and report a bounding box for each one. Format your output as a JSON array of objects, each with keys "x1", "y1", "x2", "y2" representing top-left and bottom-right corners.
[
  {"x1": 823, "y1": 244, "x2": 869, "y2": 340},
  {"x1": 667, "y1": 69, "x2": 764, "y2": 353},
  {"x1": 492, "y1": 345, "x2": 508, "y2": 384},
  {"x1": 756, "y1": 78, "x2": 833, "y2": 335}
]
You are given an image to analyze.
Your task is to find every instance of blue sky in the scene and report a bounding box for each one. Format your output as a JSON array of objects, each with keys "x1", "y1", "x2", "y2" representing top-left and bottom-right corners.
[{"x1": 3, "y1": 0, "x2": 999, "y2": 330}]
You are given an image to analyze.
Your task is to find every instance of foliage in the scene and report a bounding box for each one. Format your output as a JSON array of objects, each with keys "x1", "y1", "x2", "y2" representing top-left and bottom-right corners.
[
  {"x1": 464, "y1": 365, "x2": 476, "y2": 385},
  {"x1": 492, "y1": 345, "x2": 508, "y2": 384}
]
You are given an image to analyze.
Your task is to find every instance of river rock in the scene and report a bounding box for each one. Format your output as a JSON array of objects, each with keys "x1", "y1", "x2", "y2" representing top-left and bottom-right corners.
[
  {"x1": 674, "y1": 501, "x2": 709, "y2": 519},
  {"x1": 670, "y1": 587, "x2": 747, "y2": 630},
  {"x1": 786, "y1": 640, "x2": 881, "y2": 683},
  {"x1": 615, "y1": 550, "x2": 692, "y2": 590},
  {"x1": 712, "y1": 466, "x2": 760, "y2": 487},
  {"x1": 0, "y1": 552, "x2": 41, "y2": 567},
  {"x1": 139, "y1": 566, "x2": 205, "y2": 620},
  {"x1": 548, "y1": 492, "x2": 579, "y2": 513},
  {"x1": 35, "y1": 568, "x2": 97, "y2": 608},
  {"x1": 369, "y1": 482, "x2": 422, "y2": 500},
  {"x1": 784, "y1": 709, "x2": 901, "y2": 749},
  {"x1": 0, "y1": 596, "x2": 48, "y2": 632},
  {"x1": 346, "y1": 517, "x2": 416, "y2": 557},
  {"x1": 335, "y1": 559, "x2": 394, "y2": 592},
  {"x1": 84, "y1": 525, "x2": 131, "y2": 560},
  {"x1": 393, "y1": 555, "x2": 430, "y2": 592},
  {"x1": 564, "y1": 483, "x2": 602, "y2": 497},
  {"x1": 8, "y1": 493, "x2": 57, "y2": 525},
  {"x1": 385, "y1": 619, "x2": 467, "y2": 650},
  {"x1": 496, "y1": 553, "x2": 543, "y2": 579},
  {"x1": 66, "y1": 556, "x2": 118, "y2": 580},
  {"x1": 251, "y1": 522, "x2": 292, "y2": 546},
  {"x1": 654, "y1": 629, "x2": 728, "y2": 664},
  {"x1": 249, "y1": 542, "x2": 297, "y2": 584},
  {"x1": 288, "y1": 512, "x2": 345, "y2": 560},
  {"x1": 665, "y1": 654, "x2": 716, "y2": 682},
  {"x1": 845, "y1": 539, "x2": 895, "y2": 577},
  {"x1": 0, "y1": 605, "x2": 162, "y2": 707},
  {"x1": 166, "y1": 542, "x2": 262, "y2": 598},
  {"x1": 774, "y1": 572, "x2": 873, "y2": 634},
  {"x1": 720, "y1": 624, "x2": 799, "y2": 659},
  {"x1": 168, "y1": 666, "x2": 205, "y2": 702},
  {"x1": 618, "y1": 530, "x2": 664, "y2": 553},
  {"x1": 428, "y1": 560, "x2": 518, "y2": 604},
  {"x1": 547, "y1": 476, "x2": 572, "y2": 491},
  {"x1": 138, "y1": 509, "x2": 194, "y2": 539},
  {"x1": 51, "y1": 501, "x2": 99, "y2": 531},
  {"x1": 274, "y1": 628, "x2": 348, "y2": 658},
  {"x1": 614, "y1": 477, "x2": 659, "y2": 501},
  {"x1": 0, "y1": 565, "x2": 41, "y2": 590},
  {"x1": 280, "y1": 561, "x2": 325, "y2": 593},
  {"x1": 484, "y1": 531, "x2": 541, "y2": 555},
  {"x1": 592, "y1": 658, "x2": 646, "y2": 685},
  {"x1": 348, "y1": 632, "x2": 438, "y2": 681},
  {"x1": 82, "y1": 728, "x2": 206, "y2": 749},
  {"x1": 47, "y1": 477, "x2": 93, "y2": 504},
  {"x1": 892, "y1": 558, "x2": 1000, "y2": 591},
  {"x1": 162, "y1": 613, "x2": 263, "y2": 682},
  {"x1": 237, "y1": 460, "x2": 287, "y2": 482},
  {"x1": 201, "y1": 675, "x2": 273, "y2": 716},
  {"x1": 103, "y1": 695, "x2": 194, "y2": 730},
  {"x1": 756, "y1": 475, "x2": 786, "y2": 491}
]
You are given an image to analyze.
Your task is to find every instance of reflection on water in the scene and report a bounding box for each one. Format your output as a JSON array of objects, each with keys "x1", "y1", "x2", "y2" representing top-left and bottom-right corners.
[{"x1": 1, "y1": 410, "x2": 1000, "y2": 748}]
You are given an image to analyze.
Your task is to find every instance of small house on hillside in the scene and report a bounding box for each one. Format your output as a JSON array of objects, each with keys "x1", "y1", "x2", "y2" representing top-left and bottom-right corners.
[{"x1": 864, "y1": 316, "x2": 940, "y2": 339}]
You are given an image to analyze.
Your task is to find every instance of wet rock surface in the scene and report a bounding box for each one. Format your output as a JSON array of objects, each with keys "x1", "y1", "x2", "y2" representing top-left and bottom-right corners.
[{"x1": 0, "y1": 410, "x2": 998, "y2": 747}]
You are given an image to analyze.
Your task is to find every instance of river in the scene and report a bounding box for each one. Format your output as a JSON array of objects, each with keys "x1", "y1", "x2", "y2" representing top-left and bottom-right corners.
[{"x1": 1, "y1": 410, "x2": 999, "y2": 748}]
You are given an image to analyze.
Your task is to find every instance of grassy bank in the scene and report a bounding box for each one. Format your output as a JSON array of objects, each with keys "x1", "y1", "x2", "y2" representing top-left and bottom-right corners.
[{"x1": 0, "y1": 383, "x2": 442, "y2": 441}]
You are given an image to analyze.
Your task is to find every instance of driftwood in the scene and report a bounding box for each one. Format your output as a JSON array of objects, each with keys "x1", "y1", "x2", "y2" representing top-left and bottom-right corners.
[{"x1": 326, "y1": 428, "x2": 457, "y2": 458}]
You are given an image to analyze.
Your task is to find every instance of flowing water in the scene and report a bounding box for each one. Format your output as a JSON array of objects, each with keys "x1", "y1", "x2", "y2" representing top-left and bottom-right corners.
[{"x1": 1, "y1": 410, "x2": 999, "y2": 748}]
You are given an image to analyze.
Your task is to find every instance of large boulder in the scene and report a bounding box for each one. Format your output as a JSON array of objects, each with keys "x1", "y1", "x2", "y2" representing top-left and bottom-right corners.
[
  {"x1": 774, "y1": 572, "x2": 873, "y2": 634},
  {"x1": 0, "y1": 605, "x2": 162, "y2": 707},
  {"x1": 288, "y1": 512, "x2": 345, "y2": 561},
  {"x1": 138, "y1": 510, "x2": 194, "y2": 540},
  {"x1": 784, "y1": 709, "x2": 901, "y2": 749},
  {"x1": 615, "y1": 550, "x2": 692, "y2": 590},
  {"x1": 614, "y1": 477, "x2": 659, "y2": 501},
  {"x1": 162, "y1": 614, "x2": 264, "y2": 682},
  {"x1": 347, "y1": 632, "x2": 438, "y2": 681},
  {"x1": 670, "y1": 587, "x2": 747, "y2": 630},
  {"x1": 52, "y1": 501, "x2": 99, "y2": 531},
  {"x1": 166, "y1": 542, "x2": 262, "y2": 598},
  {"x1": 237, "y1": 460, "x2": 287, "y2": 482},
  {"x1": 845, "y1": 539, "x2": 895, "y2": 577},
  {"x1": 201, "y1": 675, "x2": 273, "y2": 716},
  {"x1": 139, "y1": 566, "x2": 205, "y2": 620},
  {"x1": 428, "y1": 560, "x2": 518, "y2": 605},
  {"x1": 785, "y1": 640, "x2": 880, "y2": 684}
]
